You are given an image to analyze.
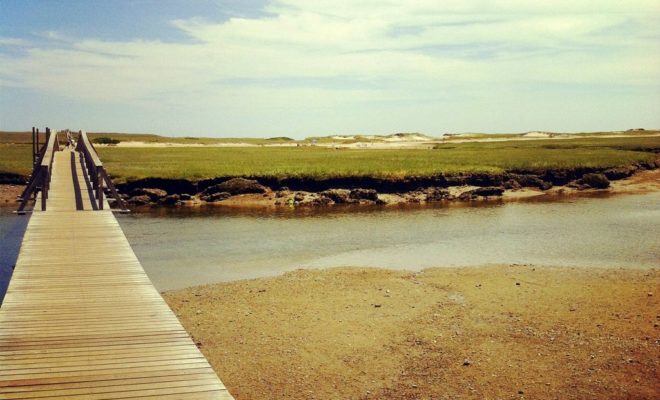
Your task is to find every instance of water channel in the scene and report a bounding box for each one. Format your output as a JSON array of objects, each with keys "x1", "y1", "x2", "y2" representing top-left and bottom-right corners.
[{"x1": 1, "y1": 192, "x2": 658, "y2": 299}]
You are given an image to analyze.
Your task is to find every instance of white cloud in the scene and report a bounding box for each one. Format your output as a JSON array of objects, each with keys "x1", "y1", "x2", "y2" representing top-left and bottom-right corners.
[
  {"x1": 0, "y1": 37, "x2": 28, "y2": 46},
  {"x1": 1, "y1": 0, "x2": 659, "y2": 134}
]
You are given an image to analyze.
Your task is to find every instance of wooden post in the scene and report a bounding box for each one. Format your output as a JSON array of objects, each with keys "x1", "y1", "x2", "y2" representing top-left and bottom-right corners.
[
  {"x1": 98, "y1": 170, "x2": 104, "y2": 210},
  {"x1": 32, "y1": 127, "x2": 36, "y2": 165},
  {"x1": 41, "y1": 168, "x2": 47, "y2": 211},
  {"x1": 36, "y1": 128, "x2": 40, "y2": 157},
  {"x1": 92, "y1": 164, "x2": 98, "y2": 191}
]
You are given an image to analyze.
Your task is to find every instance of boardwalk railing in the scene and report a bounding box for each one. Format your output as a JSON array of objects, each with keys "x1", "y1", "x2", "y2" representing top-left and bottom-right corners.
[
  {"x1": 17, "y1": 127, "x2": 59, "y2": 213},
  {"x1": 76, "y1": 130, "x2": 129, "y2": 212}
]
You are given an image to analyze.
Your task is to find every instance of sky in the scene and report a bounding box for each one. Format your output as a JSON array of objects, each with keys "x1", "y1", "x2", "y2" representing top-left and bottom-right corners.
[{"x1": 1, "y1": 0, "x2": 659, "y2": 138}]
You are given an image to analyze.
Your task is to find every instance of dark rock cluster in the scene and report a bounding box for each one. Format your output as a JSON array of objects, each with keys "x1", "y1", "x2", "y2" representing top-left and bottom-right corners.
[
  {"x1": 203, "y1": 178, "x2": 267, "y2": 196},
  {"x1": 126, "y1": 188, "x2": 193, "y2": 206},
  {"x1": 458, "y1": 187, "x2": 505, "y2": 200},
  {"x1": 117, "y1": 158, "x2": 658, "y2": 207}
]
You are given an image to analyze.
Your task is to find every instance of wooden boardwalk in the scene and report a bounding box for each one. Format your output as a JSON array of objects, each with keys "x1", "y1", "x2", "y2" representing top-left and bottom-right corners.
[{"x1": 1, "y1": 148, "x2": 233, "y2": 398}]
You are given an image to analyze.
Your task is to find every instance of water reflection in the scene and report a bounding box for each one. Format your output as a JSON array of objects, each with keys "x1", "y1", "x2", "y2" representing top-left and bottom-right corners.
[
  {"x1": 123, "y1": 189, "x2": 623, "y2": 220},
  {"x1": 127, "y1": 197, "x2": 511, "y2": 220}
]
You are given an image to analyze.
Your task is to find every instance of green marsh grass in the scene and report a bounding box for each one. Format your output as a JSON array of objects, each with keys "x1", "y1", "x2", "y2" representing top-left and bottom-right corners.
[
  {"x1": 0, "y1": 144, "x2": 33, "y2": 175},
  {"x1": 2, "y1": 136, "x2": 658, "y2": 182},
  {"x1": 95, "y1": 136, "x2": 659, "y2": 182}
]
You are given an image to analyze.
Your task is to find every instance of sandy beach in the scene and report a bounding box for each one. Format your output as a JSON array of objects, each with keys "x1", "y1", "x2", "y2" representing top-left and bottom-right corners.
[{"x1": 164, "y1": 265, "x2": 659, "y2": 400}]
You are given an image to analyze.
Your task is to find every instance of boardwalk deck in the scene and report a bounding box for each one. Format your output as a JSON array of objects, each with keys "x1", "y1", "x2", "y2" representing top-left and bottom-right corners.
[{"x1": 0, "y1": 149, "x2": 233, "y2": 398}]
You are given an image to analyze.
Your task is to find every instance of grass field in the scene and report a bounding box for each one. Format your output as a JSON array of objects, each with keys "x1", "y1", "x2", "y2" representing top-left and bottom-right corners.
[
  {"x1": 2, "y1": 136, "x2": 658, "y2": 182},
  {"x1": 0, "y1": 144, "x2": 33, "y2": 175},
  {"x1": 94, "y1": 136, "x2": 659, "y2": 182},
  {"x1": 86, "y1": 133, "x2": 296, "y2": 145},
  {"x1": 0, "y1": 131, "x2": 296, "y2": 145}
]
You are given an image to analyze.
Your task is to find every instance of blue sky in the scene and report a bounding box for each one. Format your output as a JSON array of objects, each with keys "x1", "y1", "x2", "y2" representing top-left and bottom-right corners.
[{"x1": 1, "y1": 0, "x2": 659, "y2": 138}]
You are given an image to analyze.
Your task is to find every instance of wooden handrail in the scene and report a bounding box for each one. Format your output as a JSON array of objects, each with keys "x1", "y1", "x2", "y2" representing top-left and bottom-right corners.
[
  {"x1": 17, "y1": 127, "x2": 59, "y2": 213},
  {"x1": 76, "y1": 130, "x2": 129, "y2": 212},
  {"x1": 77, "y1": 130, "x2": 103, "y2": 167},
  {"x1": 41, "y1": 128, "x2": 59, "y2": 167}
]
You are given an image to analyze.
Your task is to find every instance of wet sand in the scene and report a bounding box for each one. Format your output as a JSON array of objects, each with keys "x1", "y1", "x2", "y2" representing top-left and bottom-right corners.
[
  {"x1": 164, "y1": 265, "x2": 659, "y2": 400},
  {"x1": 0, "y1": 184, "x2": 21, "y2": 207}
]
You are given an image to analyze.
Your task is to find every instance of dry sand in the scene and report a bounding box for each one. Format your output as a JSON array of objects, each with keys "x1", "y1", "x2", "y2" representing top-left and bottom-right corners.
[
  {"x1": 164, "y1": 265, "x2": 659, "y2": 400},
  {"x1": 96, "y1": 132, "x2": 660, "y2": 150}
]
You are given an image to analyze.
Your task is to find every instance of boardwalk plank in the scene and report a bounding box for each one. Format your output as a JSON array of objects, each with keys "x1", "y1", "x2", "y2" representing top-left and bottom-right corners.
[{"x1": 0, "y1": 150, "x2": 233, "y2": 399}]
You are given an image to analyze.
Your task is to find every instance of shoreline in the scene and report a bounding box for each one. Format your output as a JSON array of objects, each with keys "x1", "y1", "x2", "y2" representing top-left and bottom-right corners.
[
  {"x1": 0, "y1": 164, "x2": 660, "y2": 209},
  {"x1": 163, "y1": 264, "x2": 659, "y2": 400},
  {"x1": 3, "y1": 167, "x2": 660, "y2": 210},
  {"x1": 89, "y1": 160, "x2": 660, "y2": 209},
  {"x1": 194, "y1": 168, "x2": 660, "y2": 209}
]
